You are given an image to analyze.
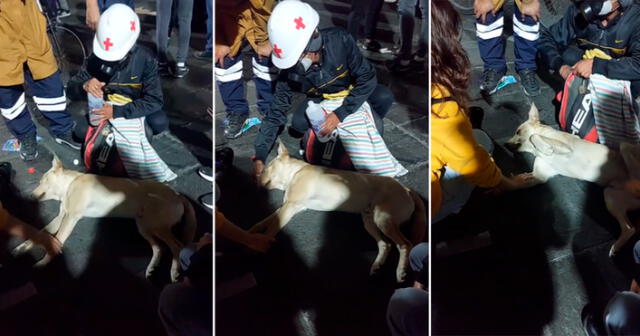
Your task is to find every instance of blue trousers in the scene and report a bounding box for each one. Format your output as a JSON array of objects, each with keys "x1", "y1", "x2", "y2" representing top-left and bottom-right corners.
[
  {"x1": 0, "y1": 71, "x2": 73, "y2": 140},
  {"x1": 205, "y1": 0, "x2": 212, "y2": 53},
  {"x1": 215, "y1": 54, "x2": 276, "y2": 118},
  {"x1": 476, "y1": 5, "x2": 538, "y2": 72},
  {"x1": 387, "y1": 287, "x2": 428, "y2": 336}
]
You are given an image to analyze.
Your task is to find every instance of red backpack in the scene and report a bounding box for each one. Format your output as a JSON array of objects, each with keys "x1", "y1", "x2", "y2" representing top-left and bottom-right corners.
[
  {"x1": 83, "y1": 121, "x2": 127, "y2": 177},
  {"x1": 557, "y1": 73, "x2": 598, "y2": 142}
]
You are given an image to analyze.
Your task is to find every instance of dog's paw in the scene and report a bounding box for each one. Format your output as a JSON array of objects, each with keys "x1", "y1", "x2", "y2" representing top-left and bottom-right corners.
[
  {"x1": 609, "y1": 244, "x2": 620, "y2": 257},
  {"x1": 12, "y1": 240, "x2": 35, "y2": 256},
  {"x1": 145, "y1": 266, "x2": 155, "y2": 279},
  {"x1": 369, "y1": 263, "x2": 381, "y2": 276},
  {"x1": 170, "y1": 269, "x2": 180, "y2": 283},
  {"x1": 396, "y1": 268, "x2": 407, "y2": 283}
]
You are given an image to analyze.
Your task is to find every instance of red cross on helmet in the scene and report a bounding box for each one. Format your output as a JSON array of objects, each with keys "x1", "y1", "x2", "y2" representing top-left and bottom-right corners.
[
  {"x1": 93, "y1": 4, "x2": 141, "y2": 62},
  {"x1": 268, "y1": 0, "x2": 320, "y2": 69}
]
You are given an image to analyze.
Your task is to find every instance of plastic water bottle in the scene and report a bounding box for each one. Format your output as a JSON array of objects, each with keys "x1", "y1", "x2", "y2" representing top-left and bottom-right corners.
[
  {"x1": 306, "y1": 101, "x2": 336, "y2": 143},
  {"x1": 87, "y1": 92, "x2": 104, "y2": 126}
]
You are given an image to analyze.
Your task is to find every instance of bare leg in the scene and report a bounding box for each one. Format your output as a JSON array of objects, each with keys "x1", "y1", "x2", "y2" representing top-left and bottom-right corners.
[
  {"x1": 249, "y1": 202, "x2": 306, "y2": 237},
  {"x1": 362, "y1": 208, "x2": 391, "y2": 275}
]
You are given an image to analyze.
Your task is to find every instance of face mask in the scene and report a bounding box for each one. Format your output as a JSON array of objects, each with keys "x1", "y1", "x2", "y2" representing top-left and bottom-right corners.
[{"x1": 299, "y1": 57, "x2": 313, "y2": 72}]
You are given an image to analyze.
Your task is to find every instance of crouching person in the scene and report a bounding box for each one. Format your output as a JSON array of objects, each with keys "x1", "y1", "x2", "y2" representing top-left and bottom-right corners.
[{"x1": 67, "y1": 4, "x2": 176, "y2": 182}]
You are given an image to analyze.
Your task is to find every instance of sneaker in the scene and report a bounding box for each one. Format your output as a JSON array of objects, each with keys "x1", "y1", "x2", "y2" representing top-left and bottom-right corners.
[
  {"x1": 171, "y1": 64, "x2": 189, "y2": 78},
  {"x1": 198, "y1": 166, "x2": 213, "y2": 182},
  {"x1": 57, "y1": 9, "x2": 71, "y2": 19},
  {"x1": 19, "y1": 135, "x2": 38, "y2": 161},
  {"x1": 55, "y1": 131, "x2": 82, "y2": 150},
  {"x1": 199, "y1": 192, "x2": 213, "y2": 210},
  {"x1": 362, "y1": 39, "x2": 382, "y2": 52},
  {"x1": 479, "y1": 68, "x2": 507, "y2": 95},
  {"x1": 195, "y1": 50, "x2": 213, "y2": 61},
  {"x1": 224, "y1": 115, "x2": 247, "y2": 139},
  {"x1": 518, "y1": 69, "x2": 541, "y2": 97},
  {"x1": 386, "y1": 57, "x2": 412, "y2": 73},
  {"x1": 158, "y1": 63, "x2": 171, "y2": 77}
]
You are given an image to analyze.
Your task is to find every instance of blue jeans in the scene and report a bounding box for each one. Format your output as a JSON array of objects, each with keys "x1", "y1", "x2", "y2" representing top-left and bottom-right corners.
[
  {"x1": 98, "y1": 0, "x2": 134, "y2": 12},
  {"x1": 397, "y1": 0, "x2": 427, "y2": 59},
  {"x1": 215, "y1": 54, "x2": 276, "y2": 118},
  {"x1": 0, "y1": 71, "x2": 73, "y2": 140},
  {"x1": 205, "y1": 0, "x2": 212, "y2": 52},
  {"x1": 386, "y1": 287, "x2": 428, "y2": 336},
  {"x1": 433, "y1": 129, "x2": 494, "y2": 223}
]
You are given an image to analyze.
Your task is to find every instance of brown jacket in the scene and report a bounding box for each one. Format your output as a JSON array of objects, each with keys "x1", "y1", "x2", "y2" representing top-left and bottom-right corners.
[
  {"x1": 0, "y1": 0, "x2": 57, "y2": 86},
  {"x1": 216, "y1": 0, "x2": 275, "y2": 57}
]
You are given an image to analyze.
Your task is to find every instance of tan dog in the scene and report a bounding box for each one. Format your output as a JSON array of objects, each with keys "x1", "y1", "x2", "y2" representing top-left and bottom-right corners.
[
  {"x1": 13, "y1": 158, "x2": 196, "y2": 282},
  {"x1": 250, "y1": 141, "x2": 427, "y2": 282},
  {"x1": 506, "y1": 104, "x2": 640, "y2": 256}
]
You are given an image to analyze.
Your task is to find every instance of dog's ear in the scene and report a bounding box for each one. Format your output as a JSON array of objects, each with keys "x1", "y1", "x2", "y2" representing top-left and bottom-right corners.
[
  {"x1": 528, "y1": 104, "x2": 540, "y2": 123},
  {"x1": 620, "y1": 143, "x2": 640, "y2": 179},
  {"x1": 51, "y1": 156, "x2": 63, "y2": 171},
  {"x1": 277, "y1": 139, "x2": 289, "y2": 157},
  {"x1": 529, "y1": 134, "x2": 572, "y2": 156}
]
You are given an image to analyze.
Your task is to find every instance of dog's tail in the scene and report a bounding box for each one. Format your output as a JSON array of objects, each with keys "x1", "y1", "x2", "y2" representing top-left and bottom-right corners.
[
  {"x1": 178, "y1": 195, "x2": 198, "y2": 245},
  {"x1": 408, "y1": 190, "x2": 427, "y2": 245}
]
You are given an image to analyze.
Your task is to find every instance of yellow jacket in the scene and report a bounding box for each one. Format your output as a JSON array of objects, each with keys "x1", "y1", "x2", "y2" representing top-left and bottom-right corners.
[
  {"x1": 216, "y1": 0, "x2": 275, "y2": 57},
  {"x1": 0, "y1": 0, "x2": 57, "y2": 86},
  {"x1": 431, "y1": 85, "x2": 503, "y2": 216}
]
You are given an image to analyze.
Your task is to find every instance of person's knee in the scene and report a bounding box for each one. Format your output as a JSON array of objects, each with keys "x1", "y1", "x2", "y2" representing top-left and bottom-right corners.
[
  {"x1": 369, "y1": 85, "x2": 394, "y2": 118},
  {"x1": 472, "y1": 129, "x2": 494, "y2": 154},
  {"x1": 605, "y1": 292, "x2": 640, "y2": 334},
  {"x1": 179, "y1": 244, "x2": 198, "y2": 270},
  {"x1": 409, "y1": 243, "x2": 428, "y2": 273},
  {"x1": 633, "y1": 241, "x2": 640, "y2": 264},
  {"x1": 387, "y1": 288, "x2": 428, "y2": 335},
  {"x1": 146, "y1": 111, "x2": 169, "y2": 135}
]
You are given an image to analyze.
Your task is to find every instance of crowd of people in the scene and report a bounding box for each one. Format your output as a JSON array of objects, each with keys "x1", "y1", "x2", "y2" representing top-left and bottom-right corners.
[
  {"x1": 0, "y1": 1, "x2": 214, "y2": 335},
  {"x1": 431, "y1": 0, "x2": 640, "y2": 334}
]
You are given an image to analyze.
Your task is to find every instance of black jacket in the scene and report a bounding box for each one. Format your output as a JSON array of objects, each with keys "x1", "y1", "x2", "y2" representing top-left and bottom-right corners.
[
  {"x1": 539, "y1": 3, "x2": 640, "y2": 95},
  {"x1": 254, "y1": 27, "x2": 377, "y2": 162},
  {"x1": 67, "y1": 46, "x2": 164, "y2": 120}
]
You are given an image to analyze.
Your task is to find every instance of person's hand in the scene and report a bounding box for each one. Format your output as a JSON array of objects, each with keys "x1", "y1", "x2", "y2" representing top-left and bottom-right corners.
[
  {"x1": 215, "y1": 45, "x2": 231, "y2": 68},
  {"x1": 489, "y1": 173, "x2": 539, "y2": 195},
  {"x1": 92, "y1": 104, "x2": 114, "y2": 122},
  {"x1": 559, "y1": 64, "x2": 573, "y2": 80},
  {"x1": 255, "y1": 43, "x2": 272, "y2": 60},
  {"x1": 245, "y1": 233, "x2": 275, "y2": 253},
  {"x1": 196, "y1": 233, "x2": 212, "y2": 250},
  {"x1": 519, "y1": 0, "x2": 541, "y2": 21},
  {"x1": 254, "y1": 160, "x2": 265, "y2": 182},
  {"x1": 413, "y1": 281, "x2": 425, "y2": 290},
  {"x1": 83, "y1": 78, "x2": 105, "y2": 98},
  {"x1": 86, "y1": 2, "x2": 101, "y2": 31},
  {"x1": 320, "y1": 113, "x2": 340, "y2": 136},
  {"x1": 33, "y1": 232, "x2": 62, "y2": 257},
  {"x1": 474, "y1": 0, "x2": 496, "y2": 24},
  {"x1": 572, "y1": 59, "x2": 594, "y2": 78}
]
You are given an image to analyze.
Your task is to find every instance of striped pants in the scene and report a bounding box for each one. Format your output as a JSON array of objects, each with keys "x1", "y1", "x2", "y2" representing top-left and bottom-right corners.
[
  {"x1": 476, "y1": 5, "x2": 539, "y2": 72},
  {"x1": 0, "y1": 71, "x2": 73, "y2": 140},
  {"x1": 215, "y1": 53, "x2": 276, "y2": 118}
]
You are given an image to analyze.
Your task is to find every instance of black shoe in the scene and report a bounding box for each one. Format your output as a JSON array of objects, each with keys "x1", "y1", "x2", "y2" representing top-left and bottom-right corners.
[
  {"x1": 480, "y1": 68, "x2": 507, "y2": 95},
  {"x1": 581, "y1": 304, "x2": 605, "y2": 336},
  {"x1": 224, "y1": 115, "x2": 247, "y2": 139},
  {"x1": 199, "y1": 192, "x2": 213, "y2": 210},
  {"x1": 19, "y1": 135, "x2": 38, "y2": 161},
  {"x1": 215, "y1": 147, "x2": 234, "y2": 171},
  {"x1": 362, "y1": 39, "x2": 382, "y2": 52},
  {"x1": 158, "y1": 63, "x2": 171, "y2": 77},
  {"x1": 171, "y1": 64, "x2": 189, "y2": 78},
  {"x1": 55, "y1": 131, "x2": 82, "y2": 150},
  {"x1": 518, "y1": 69, "x2": 541, "y2": 97},
  {"x1": 386, "y1": 57, "x2": 412, "y2": 73},
  {"x1": 195, "y1": 51, "x2": 212, "y2": 61},
  {"x1": 0, "y1": 162, "x2": 12, "y2": 188},
  {"x1": 198, "y1": 166, "x2": 213, "y2": 182}
]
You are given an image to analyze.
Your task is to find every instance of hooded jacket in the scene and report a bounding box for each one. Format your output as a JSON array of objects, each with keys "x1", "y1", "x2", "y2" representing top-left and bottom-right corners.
[{"x1": 254, "y1": 27, "x2": 377, "y2": 162}]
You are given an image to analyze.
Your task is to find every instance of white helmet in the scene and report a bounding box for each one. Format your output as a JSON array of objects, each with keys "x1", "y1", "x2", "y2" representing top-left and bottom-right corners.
[
  {"x1": 93, "y1": 4, "x2": 141, "y2": 62},
  {"x1": 268, "y1": 0, "x2": 320, "y2": 69}
]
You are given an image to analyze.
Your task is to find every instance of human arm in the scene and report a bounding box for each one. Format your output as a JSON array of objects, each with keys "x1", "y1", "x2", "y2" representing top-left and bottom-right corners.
[
  {"x1": 0, "y1": 209, "x2": 62, "y2": 256},
  {"x1": 86, "y1": 0, "x2": 100, "y2": 31},
  {"x1": 112, "y1": 55, "x2": 164, "y2": 119},
  {"x1": 216, "y1": 210, "x2": 274, "y2": 253},
  {"x1": 254, "y1": 72, "x2": 293, "y2": 163},
  {"x1": 538, "y1": 4, "x2": 579, "y2": 73},
  {"x1": 592, "y1": 30, "x2": 640, "y2": 81}
]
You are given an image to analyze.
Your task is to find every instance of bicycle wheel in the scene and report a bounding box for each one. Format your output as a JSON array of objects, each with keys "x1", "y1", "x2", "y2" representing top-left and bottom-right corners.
[
  {"x1": 449, "y1": 0, "x2": 475, "y2": 15},
  {"x1": 48, "y1": 25, "x2": 87, "y2": 86}
]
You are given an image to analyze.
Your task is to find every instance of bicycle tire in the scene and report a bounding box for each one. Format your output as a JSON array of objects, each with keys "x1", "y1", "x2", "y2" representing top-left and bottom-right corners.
[{"x1": 48, "y1": 25, "x2": 87, "y2": 86}]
